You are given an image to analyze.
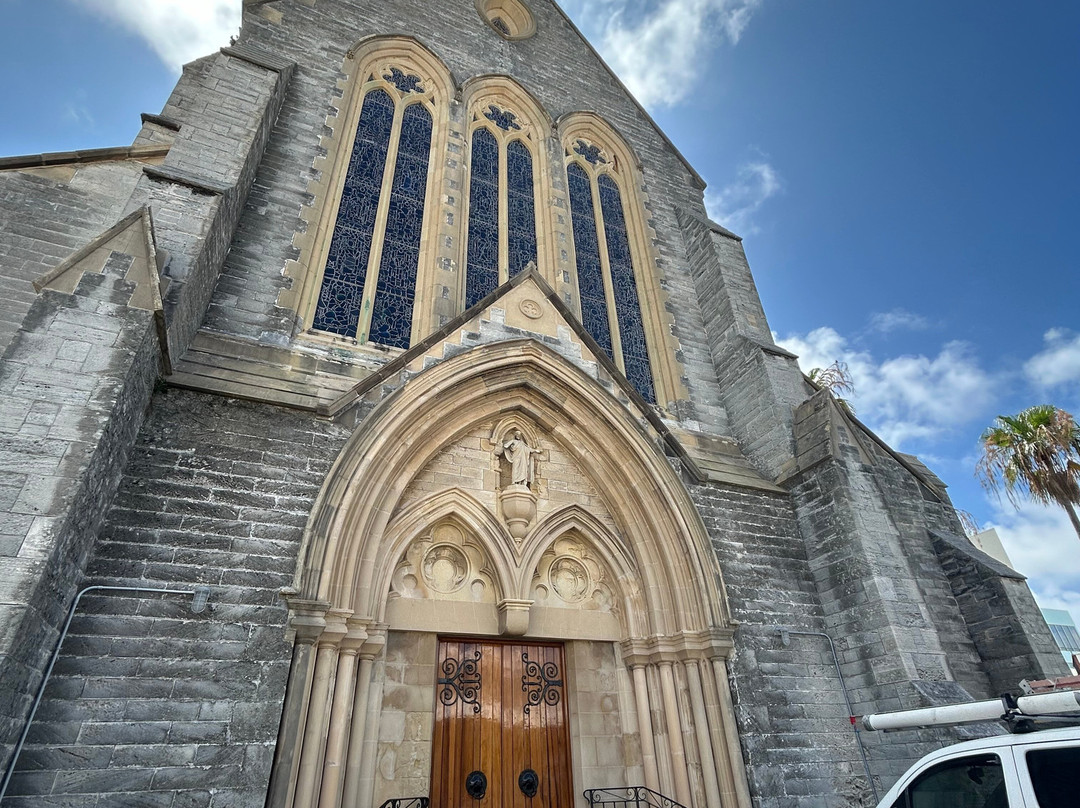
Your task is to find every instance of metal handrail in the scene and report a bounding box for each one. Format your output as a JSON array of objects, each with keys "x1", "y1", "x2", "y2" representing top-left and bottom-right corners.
[
  {"x1": 0, "y1": 585, "x2": 209, "y2": 802},
  {"x1": 377, "y1": 799, "x2": 429, "y2": 808},
  {"x1": 583, "y1": 786, "x2": 688, "y2": 808}
]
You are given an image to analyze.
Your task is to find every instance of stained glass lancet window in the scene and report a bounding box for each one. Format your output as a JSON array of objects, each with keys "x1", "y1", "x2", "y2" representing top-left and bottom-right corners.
[
  {"x1": 566, "y1": 161, "x2": 656, "y2": 404},
  {"x1": 465, "y1": 128, "x2": 500, "y2": 308},
  {"x1": 507, "y1": 140, "x2": 537, "y2": 276},
  {"x1": 313, "y1": 89, "x2": 394, "y2": 337},
  {"x1": 313, "y1": 76, "x2": 433, "y2": 348},
  {"x1": 598, "y1": 174, "x2": 655, "y2": 402},
  {"x1": 369, "y1": 102, "x2": 433, "y2": 348},
  {"x1": 566, "y1": 163, "x2": 613, "y2": 358},
  {"x1": 464, "y1": 118, "x2": 539, "y2": 307}
]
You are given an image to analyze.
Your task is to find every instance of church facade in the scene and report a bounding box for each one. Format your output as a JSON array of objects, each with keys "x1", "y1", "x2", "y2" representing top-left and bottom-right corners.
[{"x1": 0, "y1": 2, "x2": 1066, "y2": 807}]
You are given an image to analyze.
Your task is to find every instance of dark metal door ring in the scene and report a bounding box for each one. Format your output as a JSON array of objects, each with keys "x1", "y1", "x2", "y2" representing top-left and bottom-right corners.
[
  {"x1": 466, "y1": 770, "x2": 487, "y2": 800},
  {"x1": 518, "y1": 769, "x2": 539, "y2": 798}
]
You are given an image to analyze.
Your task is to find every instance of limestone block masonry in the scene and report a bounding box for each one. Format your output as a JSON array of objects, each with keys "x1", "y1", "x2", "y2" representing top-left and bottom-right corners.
[{"x1": 0, "y1": 2, "x2": 1067, "y2": 808}]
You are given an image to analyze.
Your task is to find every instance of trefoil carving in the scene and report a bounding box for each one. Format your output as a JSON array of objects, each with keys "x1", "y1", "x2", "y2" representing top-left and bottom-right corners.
[
  {"x1": 573, "y1": 139, "x2": 607, "y2": 165},
  {"x1": 383, "y1": 67, "x2": 424, "y2": 94}
]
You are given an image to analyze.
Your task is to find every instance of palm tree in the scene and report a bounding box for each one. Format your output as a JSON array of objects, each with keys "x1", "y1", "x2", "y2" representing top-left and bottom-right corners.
[
  {"x1": 808, "y1": 360, "x2": 856, "y2": 415},
  {"x1": 977, "y1": 405, "x2": 1080, "y2": 540}
]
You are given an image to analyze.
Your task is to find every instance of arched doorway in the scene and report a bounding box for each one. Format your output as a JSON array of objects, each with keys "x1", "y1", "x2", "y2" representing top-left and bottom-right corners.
[{"x1": 267, "y1": 340, "x2": 750, "y2": 808}]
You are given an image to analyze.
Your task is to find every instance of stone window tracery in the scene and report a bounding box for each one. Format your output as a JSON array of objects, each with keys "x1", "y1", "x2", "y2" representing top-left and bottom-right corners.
[
  {"x1": 310, "y1": 62, "x2": 439, "y2": 348},
  {"x1": 463, "y1": 101, "x2": 540, "y2": 308},
  {"x1": 565, "y1": 142, "x2": 656, "y2": 403}
]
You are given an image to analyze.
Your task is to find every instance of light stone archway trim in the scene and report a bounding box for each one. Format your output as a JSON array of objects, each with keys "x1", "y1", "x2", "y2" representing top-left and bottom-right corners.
[{"x1": 269, "y1": 340, "x2": 750, "y2": 808}]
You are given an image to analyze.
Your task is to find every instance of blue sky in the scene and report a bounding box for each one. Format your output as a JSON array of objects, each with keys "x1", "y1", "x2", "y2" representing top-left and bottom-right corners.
[{"x1": 2, "y1": 1, "x2": 1079, "y2": 626}]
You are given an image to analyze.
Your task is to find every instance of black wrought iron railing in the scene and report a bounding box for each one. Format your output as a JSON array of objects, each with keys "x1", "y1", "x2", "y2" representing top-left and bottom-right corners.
[
  {"x1": 583, "y1": 786, "x2": 688, "y2": 808},
  {"x1": 377, "y1": 799, "x2": 429, "y2": 808}
]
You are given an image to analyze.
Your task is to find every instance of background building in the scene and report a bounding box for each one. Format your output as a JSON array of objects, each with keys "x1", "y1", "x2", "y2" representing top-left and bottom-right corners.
[
  {"x1": 0, "y1": 2, "x2": 1067, "y2": 806},
  {"x1": 1041, "y1": 609, "x2": 1080, "y2": 673}
]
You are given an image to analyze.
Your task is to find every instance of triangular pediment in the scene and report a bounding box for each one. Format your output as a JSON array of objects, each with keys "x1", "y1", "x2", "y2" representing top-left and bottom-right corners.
[
  {"x1": 327, "y1": 265, "x2": 636, "y2": 414},
  {"x1": 33, "y1": 206, "x2": 172, "y2": 370},
  {"x1": 33, "y1": 206, "x2": 169, "y2": 314}
]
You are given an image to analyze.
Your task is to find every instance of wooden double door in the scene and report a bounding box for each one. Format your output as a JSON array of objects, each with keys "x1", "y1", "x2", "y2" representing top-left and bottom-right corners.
[{"x1": 431, "y1": 639, "x2": 572, "y2": 808}]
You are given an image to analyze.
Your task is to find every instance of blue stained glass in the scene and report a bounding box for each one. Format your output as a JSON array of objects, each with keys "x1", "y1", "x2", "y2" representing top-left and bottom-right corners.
[
  {"x1": 598, "y1": 174, "x2": 655, "y2": 403},
  {"x1": 314, "y1": 88, "x2": 394, "y2": 336},
  {"x1": 506, "y1": 141, "x2": 537, "y2": 276},
  {"x1": 483, "y1": 104, "x2": 522, "y2": 131},
  {"x1": 370, "y1": 102, "x2": 432, "y2": 348},
  {"x1": 383, "y1": 67, "x2": 424, "y2": 94},
  {"x1": 573, "y1": 139, "x2": 607, "y2": 165},
  {"x1": 466, "y1": 128, "x2": 500, "y2": 307},
  {"x1": 567, "y1": 163, "x2": 612, "y2": 358}
]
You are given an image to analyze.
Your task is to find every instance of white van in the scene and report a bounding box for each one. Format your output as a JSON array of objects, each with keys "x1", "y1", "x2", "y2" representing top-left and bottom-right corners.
[
  {"x1": 862, "y1": 691, "x2": 1080, "y2": 807},
  {"x1": 873, "y1": 726, "x2": 1079, "y2": 807}
]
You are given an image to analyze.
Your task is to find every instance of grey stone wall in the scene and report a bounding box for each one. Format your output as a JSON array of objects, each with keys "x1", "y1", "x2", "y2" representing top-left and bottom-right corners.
[
  {"x1": 0, "y1": 162, "x2": 142, "y2": 356},
  {"x1": 931, "y1": 530, "x2": 1068, "y2": 693},
  {"x1": 141, "y1": 46, "x2": 295, "y2": 359},
  {"x1": 690, "y1": 480, "x2": 873, "y2": 807},
  {"x1": 677, "y1": 208, "x2": 806, "y2": 478},
  {"x1": 0, "y1": 266, "x2": 162, "y2": 777},
  {"x1": 2, "y1": 389, "x2": 350, "y2": 807}
]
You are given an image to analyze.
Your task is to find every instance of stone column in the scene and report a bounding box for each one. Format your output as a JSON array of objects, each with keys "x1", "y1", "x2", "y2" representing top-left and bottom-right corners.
[
  {"x1": 658, "y1": 660, "x2": 692, "y2": 807},
  {"x1": 357, "y1": 629, "x2": 389, "y2": 808},
  {"x1": 630, "y1": 663, "x2": 661, "y2": 793},
  {"x1": 318, "y1": 618, "x2": 368, "y2": 808},
  {"x1": 699, "y1": 658, "x2": 737, "y2": 806},
  {"x1": 685, "y1": 660, "x2": 722, "y2": 808},
  {"x1": 294, "y1": 614, "x2": 347, "y2": 808},
  {"x1": 711, "y1": 657, "x2": 752, "y2": 808},
  {"x1": 647, "y1": 663, "x2": 675, "y2": 797},
  {"x1": 341, "y1": 629, "x2": 386, "y2": 808},
  {"x1": 266, "y1": 597, "x2": 329, "y2": 808}
]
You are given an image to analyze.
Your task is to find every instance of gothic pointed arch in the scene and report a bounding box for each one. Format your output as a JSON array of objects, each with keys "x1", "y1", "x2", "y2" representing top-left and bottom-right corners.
[
  {"x1": 295, "y1": 339, "x2": 728, "y2": 635},
  {"x1": 274, "y1": 339, "x2": 748, "y2": 808},
  {"x1": 517, "y1": 503, "x2": 645, "y2": 635},
  {"x1": 283, "y1": 35, "x2": 456, "y2": 350},
  {"x1": 459, "y1": 75, "x2": 559, "y2": 305},
  {"x1": 375, "y1": 487, "x2": 517, "y2": 618},
  {"x1": 557, "y1": 111, "x2": 684, "y2": 409}
]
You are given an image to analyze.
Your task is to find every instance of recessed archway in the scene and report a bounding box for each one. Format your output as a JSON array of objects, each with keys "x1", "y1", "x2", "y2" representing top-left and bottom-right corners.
[{"x1": 268, "y1": 340, "x2": 750, "y2": 808}]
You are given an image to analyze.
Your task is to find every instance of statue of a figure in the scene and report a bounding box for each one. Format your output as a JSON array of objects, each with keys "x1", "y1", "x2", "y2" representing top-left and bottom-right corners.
[{"x1": 498, "y1": 429, "x2": 539, "y2": 487}]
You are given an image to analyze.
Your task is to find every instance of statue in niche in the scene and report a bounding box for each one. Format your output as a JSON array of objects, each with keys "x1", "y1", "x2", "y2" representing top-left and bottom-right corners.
[{"x1": 497, "y1": 429, "x2": 540, "y2": 488}]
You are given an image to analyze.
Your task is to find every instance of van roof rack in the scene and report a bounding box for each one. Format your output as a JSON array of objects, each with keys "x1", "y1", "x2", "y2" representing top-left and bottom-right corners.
[{"x1": 860, "y1": 689, "x2": 1080, "y2": 734}]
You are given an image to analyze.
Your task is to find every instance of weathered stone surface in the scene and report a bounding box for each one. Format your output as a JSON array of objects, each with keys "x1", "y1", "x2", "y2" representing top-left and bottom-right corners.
[{"x1": 0, "y1": 2, "x2": 1066, "y2": 807}]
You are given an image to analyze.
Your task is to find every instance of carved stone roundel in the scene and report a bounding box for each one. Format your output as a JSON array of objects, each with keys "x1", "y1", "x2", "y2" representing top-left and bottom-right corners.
[
  {"x1": 422, "y1": 545, "x2": 469, "y2": 594},
  {"x1": 550, "y1": 557, "x2": 590, "y2": 603},
  {"x1": 519, "y1": 298, "x2": 542, "y2": 319}
]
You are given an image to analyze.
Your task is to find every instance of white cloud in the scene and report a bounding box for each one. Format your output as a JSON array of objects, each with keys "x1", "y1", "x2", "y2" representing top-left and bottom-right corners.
[
  {"x1": 704, "y1": 160, "x2": 781, "y2": 235},
  {"x1": 73, "y1": 0, "x2": 240, "y2": 72},
  {"x1": 868, "y1": 308, "x2": 930, "y2": 335},
  {"x1": 987, "y1": 500, "x2": 1080, "y2": 629},
  {"x1": 775, "y1": 326, "x2": 996, "y2": 448},
  {"x1": 1024, "y1": 328, "x2": 1080, "y2": 392},
  {"x1": 562, "y1": 0, "x2": 763, "y2": 108},
  {"x1": 63, "y1": 90, "x2": 95, "y2": 127}
]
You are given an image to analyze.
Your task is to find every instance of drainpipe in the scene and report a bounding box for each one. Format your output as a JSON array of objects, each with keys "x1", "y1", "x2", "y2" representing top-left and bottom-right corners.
[
  {"x1": 0, "y1": 584, "x2": 211, "y2": 801},
  {"x1": 775, "y1": 627, "x2": 879, "y2": 804}
]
